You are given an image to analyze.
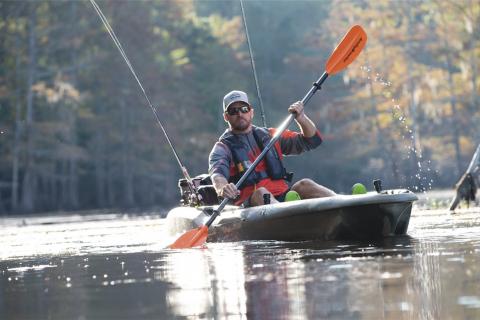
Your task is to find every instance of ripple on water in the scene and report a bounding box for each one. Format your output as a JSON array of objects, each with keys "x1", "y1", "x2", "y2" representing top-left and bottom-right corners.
[
  {"x1": 1, "y1": 206, "x2": 480, "y2": 319},
  {"x1": 458, "y1": 296, "x2": 480, "y2": 309}
]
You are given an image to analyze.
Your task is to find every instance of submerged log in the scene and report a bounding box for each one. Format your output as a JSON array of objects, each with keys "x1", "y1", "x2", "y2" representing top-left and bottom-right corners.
[{"x1": 450, "y1": 144, "x2": 480, "y2": 212}]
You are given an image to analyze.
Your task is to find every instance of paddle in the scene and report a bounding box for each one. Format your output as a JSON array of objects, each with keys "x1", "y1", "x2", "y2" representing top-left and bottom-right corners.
[{"x1": 169, "y1": 25, "x2": 367, "y2": 249}]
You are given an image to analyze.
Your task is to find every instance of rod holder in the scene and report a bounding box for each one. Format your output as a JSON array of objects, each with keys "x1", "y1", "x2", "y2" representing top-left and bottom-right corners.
[{"x1": 373, "y1": 179, "x2": 382, "y2": 193}]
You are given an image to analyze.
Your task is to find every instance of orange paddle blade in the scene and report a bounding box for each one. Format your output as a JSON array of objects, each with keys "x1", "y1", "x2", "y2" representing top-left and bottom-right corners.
[
  {"x1": 168, "y1": 225, "x2": 208, "y2": 249},
  {"x1": 326, "y1": 25, "x2": 367, "y2": 75}
]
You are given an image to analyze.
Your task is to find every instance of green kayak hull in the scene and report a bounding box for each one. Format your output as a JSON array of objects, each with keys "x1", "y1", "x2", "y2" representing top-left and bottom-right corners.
[{"x1": 165, "y1": 190, "x2": 417, "y2": 242}]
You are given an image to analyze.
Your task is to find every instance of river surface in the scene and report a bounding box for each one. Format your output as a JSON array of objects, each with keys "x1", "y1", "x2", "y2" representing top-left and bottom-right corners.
[{"x1": 1, "y1": 197, "x2": 480, "y2": 319}]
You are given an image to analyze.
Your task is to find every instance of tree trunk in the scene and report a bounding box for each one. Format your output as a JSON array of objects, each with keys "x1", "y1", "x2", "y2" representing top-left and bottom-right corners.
[
  {"x1": 60, "y1": 159, "x2": 68, "y2": 209},
  {"x1": 406, "y1": 7, "x2": 424, "y2": 191},
  {"x1": 470, "y1": 50, "x2": 480, "y2": 141},
  {"x1": 68, "y1": 0, "x2": 79, "y2": 209},
  {"x1": 364, "y1": 50, "x2": 381, "y2": 146},
  {"x1": 107, "y1": 160, "x2": 116, "y2": 207},
  {"x1": 50, "y1": 170, "x2": 57, "y2": 210},
  {"x1": 444, "y1": 44, "x2": 463, "y2": 176},
  {"x1": 389, "y1": 140, "x2": 401, "y2": 185},
  {"x1": 95, "y1": 132, "x2": 107, "y2": 207},
  {"x1": 120, "y1": 99, "x2": 134, "y2": 207},
  {"x1": 434, "y1": 1, "x2": 464, "y2": 176},
  {"x1": 11, "y1": 28, "x2": 22, "y2": 212},
  {"x1": 21, "y1": 4, "x2": 37, "y2": 212},
  {"x1": 469, "y1": 37, "x2": 479, "y2": 141}
]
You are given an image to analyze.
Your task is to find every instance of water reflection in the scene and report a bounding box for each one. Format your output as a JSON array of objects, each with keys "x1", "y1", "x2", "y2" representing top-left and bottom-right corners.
[
  {"x1": 159, "y1": 239, "x2": 405, "y2": 319},
  {"x1": 1, "y1": 211, "x2": 480, "y2": 319},
  {"x1": 160, "y1": 247, "x2": 247, "y2": 318},
  {"x1": 159, "y1": 236, "x2": 480, "y2": 319}
]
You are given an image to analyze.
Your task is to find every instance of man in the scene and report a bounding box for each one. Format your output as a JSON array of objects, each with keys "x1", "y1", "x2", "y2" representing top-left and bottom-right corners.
[{"x1": 209, "y1": 90, "x2": 335, "y2": 207}]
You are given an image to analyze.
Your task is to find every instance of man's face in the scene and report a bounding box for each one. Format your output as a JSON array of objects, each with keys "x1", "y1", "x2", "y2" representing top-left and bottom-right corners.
[{"x1": 224, "y1": 102, "x2": 254, "y2": 132}]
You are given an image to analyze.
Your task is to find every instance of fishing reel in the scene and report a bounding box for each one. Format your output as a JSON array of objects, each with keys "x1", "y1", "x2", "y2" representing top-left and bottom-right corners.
[
  {"x1": 178, "y1": 174, "x2": 219, "y2": 207},
  {"x1": 178, "y1": 179, "x2": 201, "y2": 206}
]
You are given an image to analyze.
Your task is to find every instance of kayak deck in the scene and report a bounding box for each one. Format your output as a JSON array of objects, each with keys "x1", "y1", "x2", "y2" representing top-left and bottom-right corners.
[{"x1": 166, "y1": 190, "x2": 417, "y2": 242}]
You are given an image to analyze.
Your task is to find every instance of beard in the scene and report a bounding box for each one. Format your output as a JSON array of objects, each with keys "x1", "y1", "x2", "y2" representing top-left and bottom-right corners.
[{"x1": 230, "y1": 117, "x2": 251, "y2": 131}]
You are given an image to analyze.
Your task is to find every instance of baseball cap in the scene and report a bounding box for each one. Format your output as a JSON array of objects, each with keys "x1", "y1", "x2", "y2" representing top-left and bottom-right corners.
[{"x1": 223, "y1": 90, "x2": 249, "y2": 111}]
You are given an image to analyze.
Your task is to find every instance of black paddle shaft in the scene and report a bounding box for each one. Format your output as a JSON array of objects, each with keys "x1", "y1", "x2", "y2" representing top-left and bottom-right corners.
[{"x1": 205, "y1": 71, "x2": 329, "y2": 227}]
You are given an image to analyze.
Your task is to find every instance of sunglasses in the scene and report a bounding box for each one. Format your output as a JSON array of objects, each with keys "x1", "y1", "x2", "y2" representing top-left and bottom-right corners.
[{"x1": 226, "y1": 105, "x2": 251, "y2": 116}]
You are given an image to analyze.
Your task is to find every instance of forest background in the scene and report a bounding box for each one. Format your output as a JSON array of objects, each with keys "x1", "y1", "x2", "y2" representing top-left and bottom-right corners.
[{"x1": 0, "y1": 0, "x2": 478, "y2": 215}]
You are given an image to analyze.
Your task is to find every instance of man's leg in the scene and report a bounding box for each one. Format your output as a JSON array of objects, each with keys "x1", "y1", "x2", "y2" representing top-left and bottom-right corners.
[
  {"x1": 291, "y1": 178, "x2": 336, "y2": 199},
  {"x1": 249, "y1": 187, "x2": 279, "y2": 206}
]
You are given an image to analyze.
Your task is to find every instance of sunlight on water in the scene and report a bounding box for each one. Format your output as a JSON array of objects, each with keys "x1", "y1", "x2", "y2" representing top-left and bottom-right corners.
[
  {"x1": 159, "y1": 245, "x2": 249, "y2": 318},
  {"x1": 1, "y1": 206, "x2": 480, "y2": 319},
  {"x1": 0, "y1": 213, "x2": 170, "y2": 260}
]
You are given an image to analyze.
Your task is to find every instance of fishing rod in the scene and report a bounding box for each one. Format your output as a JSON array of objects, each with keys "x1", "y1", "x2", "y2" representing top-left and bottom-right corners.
[
  {"x1": 89, "y1": 0, "x2": 200, "y2": 203},
  {"x1": 239, "y1": 0, "x2": 267, "y2": 127}
]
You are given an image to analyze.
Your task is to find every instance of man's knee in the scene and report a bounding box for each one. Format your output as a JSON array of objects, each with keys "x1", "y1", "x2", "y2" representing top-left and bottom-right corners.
[
  {"x1": 291, "y1": 178, "x2": 335, "y2": 198},
  {"x1": 292, "y1": 178, "x2": 316, "y2": 192},
  {"x1": 250, "y1": 187, "x2": 276, "y2": 206},
  {"x1": 252, "y1": 187, "x2": 270, "y2": 196}
]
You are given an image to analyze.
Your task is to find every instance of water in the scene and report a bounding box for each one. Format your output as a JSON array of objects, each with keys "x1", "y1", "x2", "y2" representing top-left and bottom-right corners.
[{"x1": 1, "y1": 203, "x2": 480, "y2": 319}]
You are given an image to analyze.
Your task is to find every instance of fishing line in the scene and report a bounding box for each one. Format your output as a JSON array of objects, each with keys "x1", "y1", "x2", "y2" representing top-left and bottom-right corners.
[
  {"x1": 89, "y1": 0, "x2": 196, "y2": 188},
  {"x1": 239, "y1": 0, "x2": 267, "y2": 127}
]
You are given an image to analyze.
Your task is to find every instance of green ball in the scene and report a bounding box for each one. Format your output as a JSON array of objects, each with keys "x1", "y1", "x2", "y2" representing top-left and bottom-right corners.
[
  {"x1": 352, "y1": 183, "x2": 367, "y2": 195},
  {"x1": 285, "y1": 190, "x2": 301, "y2": 202}
]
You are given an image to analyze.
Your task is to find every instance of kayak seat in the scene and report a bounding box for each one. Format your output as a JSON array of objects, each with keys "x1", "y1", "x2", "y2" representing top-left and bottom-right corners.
[
  {"x1": 198, "y1": 185, "x2": 219, "y2": 206},
  {"x1": 195, "y1": 174, "x2": 219, "y2": 206}
]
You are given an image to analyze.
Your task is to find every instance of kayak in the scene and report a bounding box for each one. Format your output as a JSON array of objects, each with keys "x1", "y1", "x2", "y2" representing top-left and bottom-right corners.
[{"x1": 165, "y1": 189, "x2": 417, "y2": 242}]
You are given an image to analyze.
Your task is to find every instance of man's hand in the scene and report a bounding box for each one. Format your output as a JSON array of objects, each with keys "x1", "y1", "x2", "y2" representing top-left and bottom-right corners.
[
  {"x1": 288, "y1": 100, "x2": 318, "y2": 138},
  {"x1": 288, "y1": 101, "x2": 305, "y2": 119},
  {"x1": 212, "y1": 174, "x2": 240, "y2": 200},
  {"x1": 219, "y1": 183, "x2": 240, "y2": 200}
]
